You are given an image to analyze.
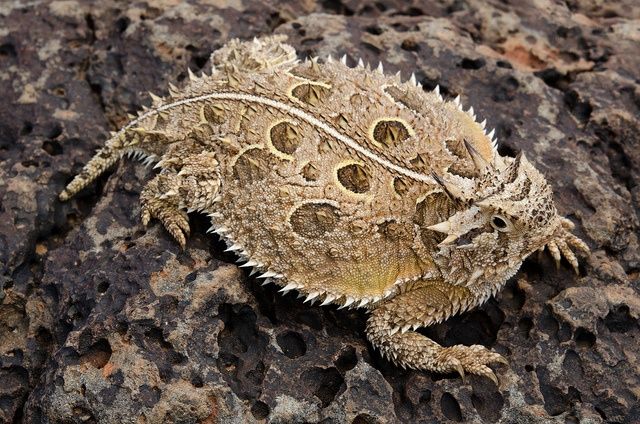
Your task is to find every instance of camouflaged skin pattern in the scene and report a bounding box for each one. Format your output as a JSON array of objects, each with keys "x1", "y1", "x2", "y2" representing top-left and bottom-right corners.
[{"x1": 60, "y1": 36, "x2": 588, "y2": 382}]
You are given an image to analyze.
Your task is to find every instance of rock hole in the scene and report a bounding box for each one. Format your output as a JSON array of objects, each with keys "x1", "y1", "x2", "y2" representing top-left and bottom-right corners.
[
  {"x1": 390, "y1": 22, "x2": 413, "y2": 32},
  {"x1": 35, "y1": 327, "x2": 53, "y2": 348},
  {"x1": 539, "y1": 365, "x2": 582, "y2": 416},
  {"x1": 96, "y1": 281, "x2": 109, "y2": 294},
  {"x1": 44, "y1": 122, "x2": 63, "y2": 139},
  {"x1": 20, "y1": 160, "x2": 38, "y2": 168},
  {"x1": 218, "y1": 352, "x2": 239, "y2": 378},
  {"x1": 497, "y1": 143, "x2": 517, "y2": 158},
  {"x1": 444, "y1": 308, "x2": 502, "y2": 347},
  {"x1": 251, "y1": 400, "x2": 270, "y2": 419},
  {"x1": 276, "y1": 330, "x2": 307, "y2": 358},
  {"x1": 301, "y1": 367, "x2": 344, "y2": 408},
  {"x1": 321, "y1": 0, "x2": 354, "y2": 16},
  {"x1": 72, "y1": 407, "x2": 95, "y2": 421},
  {"x1": 245, "y1": 360, "x2": 266, "y2": 386},
  {"x1": 80, "y1": 338, "x2": 112, "y2": 369},
  {"x1": 20, "y1": 121, "x2": 33, "y2": 136},
  {"x1": 352, "y1": 414, "x2": 379, "y2": 424},
  {"x1": 460, "y1": 57, "x2": 486, "y2": 70},
  {"x1": 217, "y1": 304, "x2": 269, "y2": 400},
  {"x1": 440, "y1": 392, "x2": 463, "y2": 422},
  {"x1": 518, "y1": 316, "x2": 533, "y2": 338},
  {"x1": 471, "y1": 383, "x2": 504, "y2": 422},
  {"x1": 191, "y1": 375, "x2": 203, "y2": 388},
  {"x1": 534, "y1": 68, "x2": 573, "y2": 91},
  {"x1": 186, "y1": 44, "x2": 215, "y2": 71},
  {"x1": 397, "y1": 7, "x2": 424, "y2": 16},
  {"x1": 565, "y1": 415, "x2": 580, "y2": 424},
  {"x1": 400, "y1": 39, "x2": 419, "y2": 51},
  {"x1": 604, "y1": 305, "x2": 636, "y2": 333},
  {"x1": 266, "y1": 12, "x2": 286, "y2": 31},
  {"x1": 296, "y1": 310, "x2": 323, "y2": 330},
  {"x1": 0, "y1": 42, "x2": 17, "y2": 58},
  {"x1": 51, "y1": 85, "x2": 67, "y2": 98},
  {"x1": 502, "y1": 281, "x2": 526, "y2": 310},
  {"x1": 491, "y1": 76, "x2": 519, "y2": 102},
  {"x1": 562, "y1": 350, "x2": 584, "y2": 381},
  {"x1": 138, "y1": 384, "x2": 161, "y2": 408},
  {"x1": 563, "y1": 90, "x2": 592, "y2": 123},
  {"x1": 334, "y1": 346, "x2": 358, "y2": 372},
  {"x1": 594, "y1": 406, "x2": 607, "y2": 420},
  {"x1": 42, "y1": 140, "x2": 63, "y2": 156},
  {"x1": 184, "y1": 271, "x2": 197, "y2": 283},
  {"x1": 364, "y1": 25, "x2": 383, "y2": 35},
  {"x1": 115, "y1": 16, "x2": 130, "y2": 33},
  {"x1": 574, "y1": 327, "x2": 596, "y2": 348}
]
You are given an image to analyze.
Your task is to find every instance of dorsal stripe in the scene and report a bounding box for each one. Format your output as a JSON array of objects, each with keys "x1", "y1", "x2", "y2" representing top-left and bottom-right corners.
[{"x1": 123, "y1": 92, "x2": 435, "y2": 183}]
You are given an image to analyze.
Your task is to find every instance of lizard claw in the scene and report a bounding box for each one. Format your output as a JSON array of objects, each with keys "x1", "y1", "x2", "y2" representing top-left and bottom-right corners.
[
  {"x1": 544, "y1": 218, "x2": 589, "y2": 274},
  {"x1": 440, "y1": 344, "x2": 507, "y2": 384},
  {"x1": 450, "y1": 359, "x2": 466, "y2": 383}
]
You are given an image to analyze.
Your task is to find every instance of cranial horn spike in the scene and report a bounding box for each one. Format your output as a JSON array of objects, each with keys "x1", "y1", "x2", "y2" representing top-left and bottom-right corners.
[
  {"x1": 463, "y1": 139, "x2": 491, "y2": 172},
  {"x1": 431, "y1": 172, "x2": 466, "y2": 200},
  {"x1": 439, "y1": 234, "x2": 459, "y2": 246},
  {"x1": 493, "y1": 154, "x2": 506, "y2": 170},
  {"x1": 427, "y1": 221, "x2": 451, "y2": 233},
  {"x1": 340, "y1": 54, "x2": 347, "y2": 65}
]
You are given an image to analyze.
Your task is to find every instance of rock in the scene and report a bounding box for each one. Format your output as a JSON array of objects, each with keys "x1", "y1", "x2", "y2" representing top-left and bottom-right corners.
[{"x1": 0, "y1": 1, "x2": 638, "y2": 423}]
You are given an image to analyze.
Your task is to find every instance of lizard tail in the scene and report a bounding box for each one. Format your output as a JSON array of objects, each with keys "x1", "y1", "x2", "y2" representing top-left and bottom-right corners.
[{"x1": 59, "y1": 136, "x2": 126, "y2": 201}]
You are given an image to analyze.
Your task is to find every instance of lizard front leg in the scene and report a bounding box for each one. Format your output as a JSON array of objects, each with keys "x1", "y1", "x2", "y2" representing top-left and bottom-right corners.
[
  {"x1": 140, "y1": 150, "x2": 221, "y2": 248},
  {"x1": 365, "y1": 281, "x2": 507, "y2": 383}
]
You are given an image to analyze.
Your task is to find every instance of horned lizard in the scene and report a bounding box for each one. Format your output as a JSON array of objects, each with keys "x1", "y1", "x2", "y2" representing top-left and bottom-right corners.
[{"x1": 60, "y1": 35, "x2": 589, "y2": 383}]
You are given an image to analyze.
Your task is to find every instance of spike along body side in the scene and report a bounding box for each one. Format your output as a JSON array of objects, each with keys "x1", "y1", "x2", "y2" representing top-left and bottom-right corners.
[{"x1": 60, "y1": 36, "x2": 588, "y2": 383}]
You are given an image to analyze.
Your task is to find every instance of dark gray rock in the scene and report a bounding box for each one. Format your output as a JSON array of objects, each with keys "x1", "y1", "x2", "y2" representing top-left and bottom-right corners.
[{"x1": 0, "y1": 1, "x2": 638, "y2": 423}]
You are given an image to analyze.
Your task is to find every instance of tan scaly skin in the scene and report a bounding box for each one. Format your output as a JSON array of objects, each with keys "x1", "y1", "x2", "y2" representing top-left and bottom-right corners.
[{"x1": 60, "y1": 36, "x2": 589, "y2": 384}]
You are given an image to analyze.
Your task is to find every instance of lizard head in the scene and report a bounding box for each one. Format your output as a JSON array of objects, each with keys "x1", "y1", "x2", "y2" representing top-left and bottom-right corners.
[{"x1": 428, "y1": 141, "x2": 588, "y2": 287}]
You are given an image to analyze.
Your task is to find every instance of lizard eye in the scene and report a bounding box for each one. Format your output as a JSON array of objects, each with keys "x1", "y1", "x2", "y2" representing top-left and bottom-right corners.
[{"x1": 491, "y1": 215, "x2": 511, "y2": 232}]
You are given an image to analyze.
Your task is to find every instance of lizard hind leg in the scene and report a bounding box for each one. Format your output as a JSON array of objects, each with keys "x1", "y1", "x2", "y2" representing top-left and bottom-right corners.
[
  {"x1": 140, "y1": 150, "x2": 221, "y2": 248},
  {"x1": 365, "y1": 283, "x2": 507, "y2": 384}
]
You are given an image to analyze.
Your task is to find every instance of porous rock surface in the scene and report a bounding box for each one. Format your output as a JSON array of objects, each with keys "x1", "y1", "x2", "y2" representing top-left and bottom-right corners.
[{"x1": 1, "y1": 0, "x2": 639, "y2": 422}]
